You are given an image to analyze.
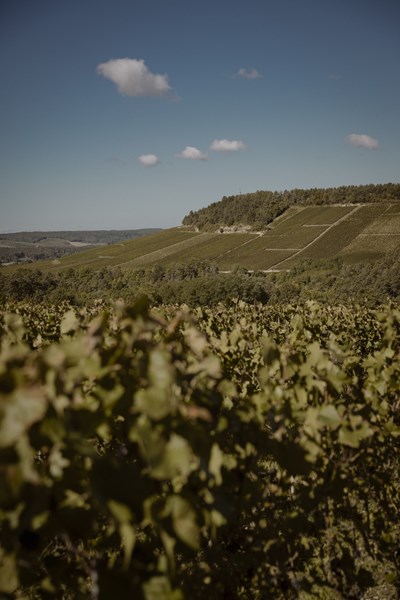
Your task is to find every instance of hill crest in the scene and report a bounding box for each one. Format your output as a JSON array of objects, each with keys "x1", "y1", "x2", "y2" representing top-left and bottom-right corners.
[{"x1": 182, "y1": 183, "x2": 400, "y2": 232}]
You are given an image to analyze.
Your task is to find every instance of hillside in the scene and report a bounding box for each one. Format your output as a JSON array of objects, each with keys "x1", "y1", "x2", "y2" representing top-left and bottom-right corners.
[
  {"x1": 3, "y1": 202, "x2": 400, "y2": 275},
  {"x1": 182, "y1": 183, "x2": 400, "y2": 231},
  {"x1": 1, "y1": 184, "x2": 400, "y2": 276},
  {"x1": 0, "y1": 229, "x2": 161, "y2": 266}
]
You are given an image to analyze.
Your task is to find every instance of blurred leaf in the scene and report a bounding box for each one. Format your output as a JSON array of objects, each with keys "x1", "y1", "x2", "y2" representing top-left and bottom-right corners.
[
  {"x1": 48, "y1": 446, "x2": 70, "y2": 479},
  {"x1": 338, "y1": 421, "x2": 373, "y2": 448},
  {"x1": 120, "y1": 522, "x2": 136, "y2": 569},
  {"x1": 135, "y1": 350, "x2": 176, "y2": 420},
  {"x1": 0, "y1": 388, "x2": 46, "y2": 448},
  {"x1": 60, "y1": 309, "x2": 79, "y2": 335},
  {"x1": 143, "y1": 576, "x2": 183, "y2": 600},
  {"x1": 3, "y1": 313, "x2": 25, "y2": 343},
  {"x1": 209, "y1": 443, "x2": 224, "y2": 485},
  {"x1": 0, "y1": 552, "x2": 18, "y2": 594},
  {"x1": 108, "y1": 499, "x2": 132, "y2": 523},
  {"x1": 166, "y1": 495, "x2": 200, "y2": 551},
  {"x1": 318, "y1": 404, "x2": 341, "y2": 428},
  {"x1": 150, "y1": 434, "x2": 197, "y2": 481},
  {"x1": 183, "y1": 326, "x2": 208, "y2": 355}
]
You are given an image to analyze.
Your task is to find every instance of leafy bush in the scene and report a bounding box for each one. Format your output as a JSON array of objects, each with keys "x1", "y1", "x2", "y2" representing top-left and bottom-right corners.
[{"x1": 0, "y1": 301, "x2": 399, "y2": 598}]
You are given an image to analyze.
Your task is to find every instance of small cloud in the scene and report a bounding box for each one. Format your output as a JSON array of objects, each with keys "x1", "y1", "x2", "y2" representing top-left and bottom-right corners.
[
  {"x1": 176, "y1": 146, "x2": 208, "y2": 160},
  {"x1": 138, "y1": 154, "x2": 160, "y2": 167},
  {"x1": 97, "y1": 58, "x2": 172, "y2": 97},
  {"x1": 210, "y1": 139, "x2": 246, "y2": 152},
  {"x1": 328, "y1": 73, "x2": 342, "y2": 80},
  {"x1": 347, "y1": 133, "x2": 379, "y2": 150},
  {"x1": 237, "y1": 67, "x2": 262, "y2": 79}
]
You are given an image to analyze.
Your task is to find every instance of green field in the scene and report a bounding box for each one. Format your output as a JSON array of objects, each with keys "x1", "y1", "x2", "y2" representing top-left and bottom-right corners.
[
  {"x1": 4, "y1": 203, "x2": 400, "y2": 273},
  {"x1": 130, "y1": 233, "x2": 257, "y2": 267},
  {"x1": 269, "y1": 205, "x2": 354, "y2": 230},
  {"x1": 339, "y1": 234, "x2": 400, "y2": 263},
  {"x1": 260, "y1": 228, "x2": 322, "y2": 248}
]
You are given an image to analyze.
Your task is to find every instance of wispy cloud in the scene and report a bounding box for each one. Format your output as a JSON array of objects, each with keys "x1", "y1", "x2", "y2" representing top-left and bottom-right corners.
[
  {"x1": 97, "y1": 58, "x2": 172, "y2": 97},
  {"x1": 237, "y1": 67, "x2": 262, "y2": 79},
  {"x1": 210, "y1": 139, "x2": 246, "y2": 152},
  {"x1": 138, "y1": 154, "x2": 160, "y2": 167},
  {"x1": 176, "y1": 146, "x2": 208, "y2": 160},
  {"x1": 347, "y1": 133, "x2": 379, "y2": 150}
]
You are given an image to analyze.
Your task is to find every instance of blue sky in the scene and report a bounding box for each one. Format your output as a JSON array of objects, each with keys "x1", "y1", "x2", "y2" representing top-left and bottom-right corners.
[{"x1": 1, "y1": 0, "x2": 399, "y2": 231}]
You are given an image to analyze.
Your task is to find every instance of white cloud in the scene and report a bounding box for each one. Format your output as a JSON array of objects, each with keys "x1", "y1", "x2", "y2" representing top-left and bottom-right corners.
[
  {"x1": 176, "y1": 146, "x2": 208, "y2": 160},
  {"x1": 138, "y1": 154, "x2": 160, "y2": 167},
  {"x1": 237, "y1": 67, "x2": 262, "y2": 79},
  {"x1": 97, "y1": 58, "x2": 171, "y2": 97},
  {"x1": 347, "y1": 133, "x2": 379, "y2": 150},
  {"x1": 210, "y1": 139, "x2": 246, "y2": 152}
]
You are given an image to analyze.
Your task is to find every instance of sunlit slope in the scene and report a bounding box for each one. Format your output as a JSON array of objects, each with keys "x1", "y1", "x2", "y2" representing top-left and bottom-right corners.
[
  {"x1": 5, "y1": 203, "x2": 400, "y2": 273},
  {"x1": 337, "y1": 203, "x2": 400, "y2": 263},
  {"x1": 36, "y1": 229, "x2": 206, "y2": 271}
]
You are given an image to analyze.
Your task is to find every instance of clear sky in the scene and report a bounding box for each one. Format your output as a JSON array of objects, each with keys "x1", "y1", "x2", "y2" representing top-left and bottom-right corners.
[{"x1": 1, "y1": 0, "x2": 399, "y2": 232}]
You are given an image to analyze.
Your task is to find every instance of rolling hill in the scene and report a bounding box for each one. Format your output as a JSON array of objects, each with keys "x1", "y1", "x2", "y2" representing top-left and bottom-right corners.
[
  {"x1": 3, "y1": 200, "x2": 400, "y2": 274},
  {"x1": 0, "y1": 229, "x2": 161, "y2": 266}
]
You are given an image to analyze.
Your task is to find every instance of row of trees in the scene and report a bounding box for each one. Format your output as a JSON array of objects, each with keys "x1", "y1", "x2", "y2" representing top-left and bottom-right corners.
[
  {"x1": 0, "y1": 229, "x2": 160, "y2": 245},
  {"x1": 0, "y1": 245, "x2": 87, "y2": 266},
  {"x1": 0, "y1": 262, "x2": 268, "y2": 306}
]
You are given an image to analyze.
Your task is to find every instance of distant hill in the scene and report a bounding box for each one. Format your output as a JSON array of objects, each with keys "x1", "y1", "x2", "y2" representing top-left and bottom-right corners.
[
  {"x1": 3, "y1": 196, "x2": 400, "y2": 274},
  {"x1": 0, "y1": 229, "x2": 161, "y2": 265}
]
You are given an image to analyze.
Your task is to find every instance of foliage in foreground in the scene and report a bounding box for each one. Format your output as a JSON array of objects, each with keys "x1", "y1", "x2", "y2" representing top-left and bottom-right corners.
[{"x1": 0, "y1": 300, "x2": 400, "y2": 598}]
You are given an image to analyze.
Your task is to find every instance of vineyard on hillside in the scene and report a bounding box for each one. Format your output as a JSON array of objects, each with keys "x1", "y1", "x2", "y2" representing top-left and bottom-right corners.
[
  {"x1": 0, "y1": 300, "x2": 399, "y2": 598},
  {"x1": 3, "y1": 186, "x2": 400, "y2": 274},
  {"x1": 182, "y1": 183, "x2": 400, "y2": 231}
]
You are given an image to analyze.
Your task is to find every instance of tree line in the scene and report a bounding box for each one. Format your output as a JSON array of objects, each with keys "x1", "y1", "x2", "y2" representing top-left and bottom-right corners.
[
  {"x1": 1, "y1": 248, "x2": 400, "y2": 307},
  {"x1": 182, "y1": 183, "x2": 400, "y2": 231}
]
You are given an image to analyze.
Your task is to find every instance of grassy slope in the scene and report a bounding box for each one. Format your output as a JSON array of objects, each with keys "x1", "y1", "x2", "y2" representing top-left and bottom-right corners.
[{"x1": 3, "y1": 204, "x2": 400, "y2": 273}]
